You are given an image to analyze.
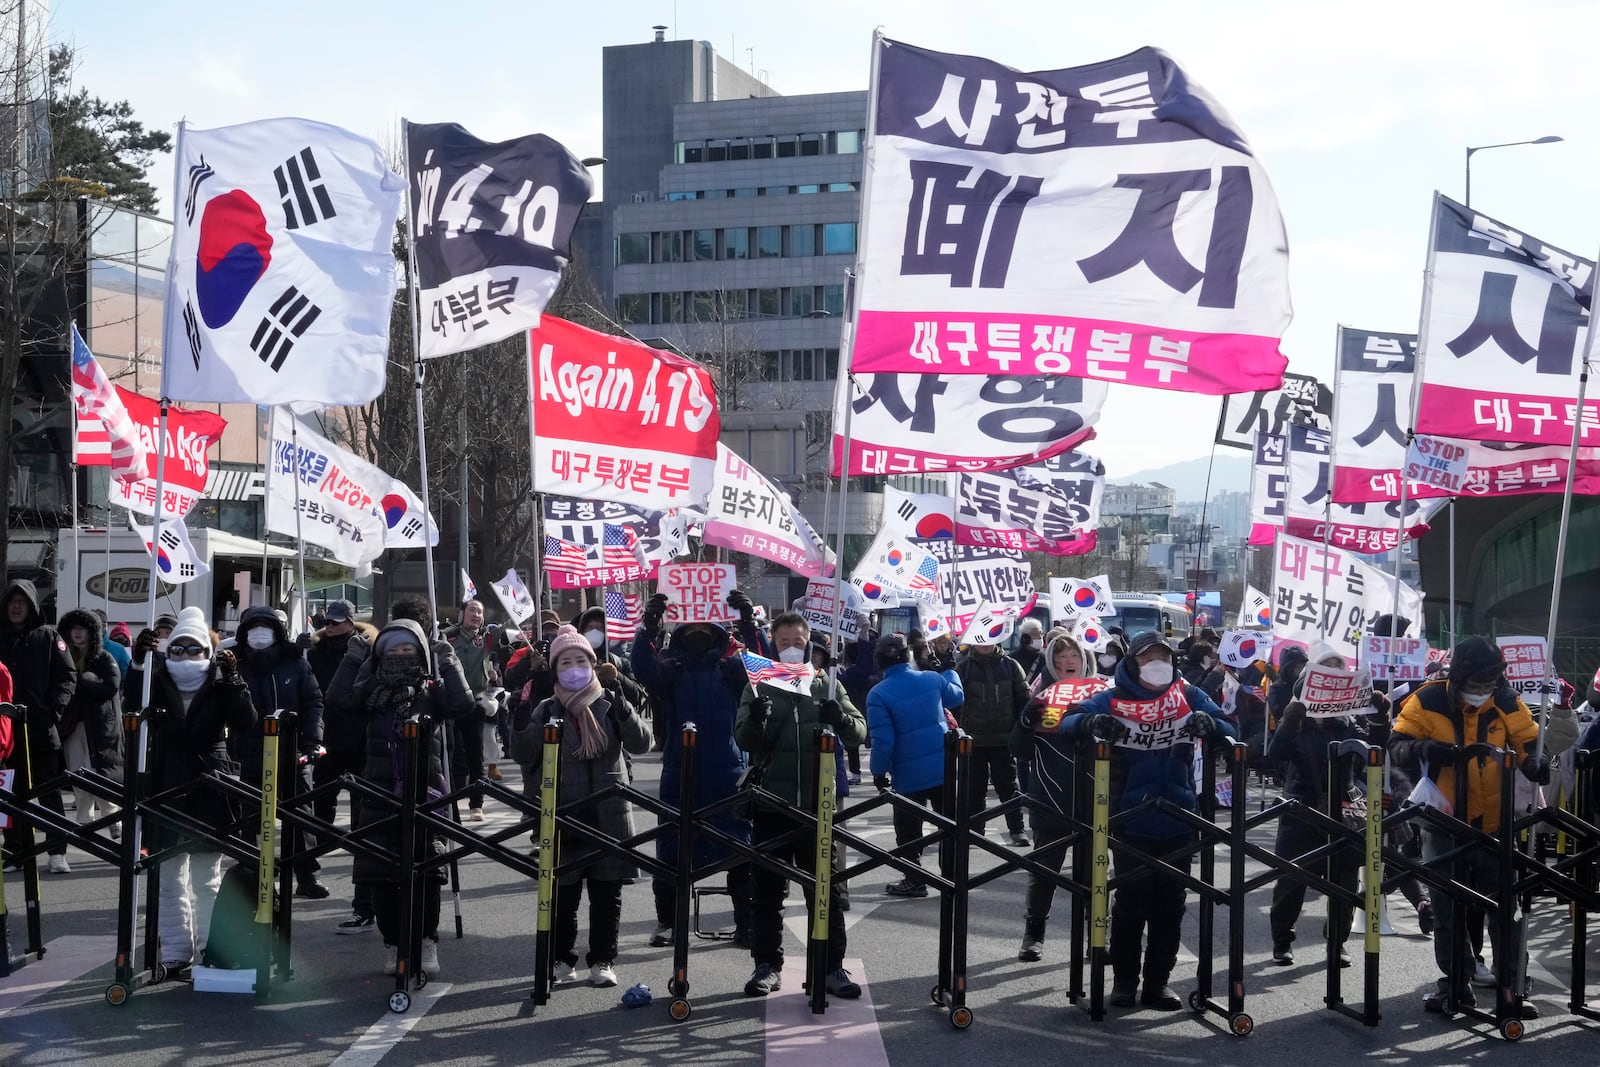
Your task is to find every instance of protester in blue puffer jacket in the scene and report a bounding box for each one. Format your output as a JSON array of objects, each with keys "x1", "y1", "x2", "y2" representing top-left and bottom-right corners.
[
  {"x1": 631, "y1": 590, "x2": 768, "y2": 947},
  {"x1": 867, "y1": 633, "x2": 963, "y2": 897},
  {"x1": 1059, "y1": 631, "x2": 1234, "y2": 1011}
]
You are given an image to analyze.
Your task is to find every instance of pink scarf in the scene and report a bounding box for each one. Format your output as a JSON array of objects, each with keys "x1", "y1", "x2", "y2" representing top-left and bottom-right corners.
[{"x1": 553, "y1": 675, "x2": 609, "y2": 760}]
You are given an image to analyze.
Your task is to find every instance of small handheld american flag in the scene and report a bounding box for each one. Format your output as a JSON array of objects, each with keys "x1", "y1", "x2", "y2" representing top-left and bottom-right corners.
[
  {"x1": 70, "y1": 323, "x2": 149, "y2": 482},
  {"x1": 544, "y1": 534, "x2": 594, "y2": 575},
  {"x1": 740, "y1": 650, "x2": 814, "y2": 695},
  {"x1": 907, "y1": 554, "x2": 940, "y2": 594},
  {"x1": 603, "y1": 523, "x2": 646, "y2": 569},
  {"x1": 604, "y1": 590, "x2": 642, "y2": 642}
]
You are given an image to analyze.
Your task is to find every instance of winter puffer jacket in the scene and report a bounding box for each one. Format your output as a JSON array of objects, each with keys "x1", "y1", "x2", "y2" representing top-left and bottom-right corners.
[
  {"x1": 0, "y1": 579, "x2": 76, "y2": 753},
  {"x1": 57, "y1": 609, "x2": 124, "y2": 781},
  {"x1": 1391, "y1": 678, "x2": 1539, "y2": 834},
  {"x1": 953, "y1": 651, "x2": 1030, "y2": 749},
  {"x1": 867, "y1": 662, "x2": 963, "y2": 794},
  {"x1": 1011, "y1": 635, "x2": 1103, "y2": 816},
  {"x1": 231, "y1": 605, "x2": 325, "y2": 782},
  {"x1": 735, "y1": 675, "x2": 866, "y2": 812},
  {"x1": 308, "y1": 622, "x2": 376, "y2": 754},
  {"x1": 1061, "y1": 657, "x2": 1234, "y2": 843}
]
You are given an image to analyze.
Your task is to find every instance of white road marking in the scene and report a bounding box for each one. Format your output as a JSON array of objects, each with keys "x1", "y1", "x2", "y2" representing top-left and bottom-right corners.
[
  {"x1": 0, "y1": 935, "x2": 128, "y2": 1019},
  {"x1": 764, "y1": 957, "x2": 889, "y2": 1067},
  {"x1": 330, "y1": 981, "x2": 453, "y2": 1067}
]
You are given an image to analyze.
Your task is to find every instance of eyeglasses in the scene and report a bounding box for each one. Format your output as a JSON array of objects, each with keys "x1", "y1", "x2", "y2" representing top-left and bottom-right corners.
[{"x1": 166, "y1": 644, "x2": 209, "y2": 659}]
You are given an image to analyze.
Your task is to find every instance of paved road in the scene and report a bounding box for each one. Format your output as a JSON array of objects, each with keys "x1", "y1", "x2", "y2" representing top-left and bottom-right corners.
[{"x1": 2, "y1": 753, "x2": 1597, "y2": 1065}]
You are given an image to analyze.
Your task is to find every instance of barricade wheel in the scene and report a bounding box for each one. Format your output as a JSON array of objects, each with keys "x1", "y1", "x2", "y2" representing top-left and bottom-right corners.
[
  {"x1": 105, "y1": 983, "x2": 130, "y2": 1006},
  {"x1": 150, "y1": 963, "x2": 168, "y2": 984},
  {"x1": 949, "y1": 1006, "x2": 973, "y2": 1030},
  {"x1": 1187, "y1": 991, "x2": 1205, "y2": 1013},
  {"x1": 669, "y1": 977, "x2": 689, "y2": 997},
  {"x1": 1500, "y1": 1018, "x2": 1524, "y2": 1042},
  {"x1": 670, "y1": 998, "x2": 692, "y2": 1022},
  {"x1": 1229, "y1": 1013, "x2": 1254, "y2": 1037},
  {"x1": 930, "y1": 985, "x2": 945, "y2": 1005},
  {"x1": 389, "y1": 991, "x2": 411, "y2": 1014},
  {"x1": 415, "y1": 971, "x2": 429, "y2": 990}
]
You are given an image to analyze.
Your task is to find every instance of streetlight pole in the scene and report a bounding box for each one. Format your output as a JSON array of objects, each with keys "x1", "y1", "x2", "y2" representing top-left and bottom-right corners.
[{"x1": 1465, "y1": 136, "x2": 1560, "y2": 210}]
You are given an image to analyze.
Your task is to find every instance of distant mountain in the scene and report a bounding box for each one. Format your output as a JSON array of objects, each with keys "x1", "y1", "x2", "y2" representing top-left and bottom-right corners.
[{"x1": 1117, "y1": 453, "x2": 1251, "y2": 502}]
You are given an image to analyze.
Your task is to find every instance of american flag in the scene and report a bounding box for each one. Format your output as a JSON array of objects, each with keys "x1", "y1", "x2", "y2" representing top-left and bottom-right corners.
[
  {"x1": 604, "y1": 590, "x2": 643, "y2": 642},
  {"x1": 70, "y1": 323, "x2": 149, "y2": 482},
  {"x1": 740, "y1": 650, "x2": 815, "y2": 696},
  {"x1": 603, "y1": 523, "x2": 646, "y2": 569},
  {"x1": 543, "y1": 534, "x2": 595, "y2": 575},
  {"x1": 907, "y1": 554, "x2": 940, "y2": 594}
]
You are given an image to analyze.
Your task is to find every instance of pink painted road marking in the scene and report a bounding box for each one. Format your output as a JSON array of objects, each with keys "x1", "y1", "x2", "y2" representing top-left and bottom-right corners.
[{"x1": 763, "y1": 956, "x2": 890, "y2": 1067}]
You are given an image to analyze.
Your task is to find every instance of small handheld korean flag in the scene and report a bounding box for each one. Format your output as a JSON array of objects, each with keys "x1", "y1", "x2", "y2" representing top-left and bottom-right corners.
[
  {"x1": 1238, "y1": 585, "x2": 1272, "y2": 628},
  {"x1": 1220, "y1": 629, "x2": 1274, "y2": 669},
  {"x1": 460, "y1": 569, "x2": 478, "y2": 603},
  {"x1": 1070, "y1": 616, "x2": 1111, "y2": 653},
  {"x1": 741, "y1": 650, "x2": 814, "y2": 696},
  {"x1": 919, "y1": 601, "x2": 952, "y2": 640},
  {"x1": 1050, "y1": 575, "x2": 1113, "y2": 622},
  {"x1": 490, "y1": 567, "x2": 536, "y2": 625},
  {"x1": 128, "y1": 514, "x2": 210, "y2": 585},
  {"x1": 960, "y1": 604, "x2": 1013, "y2": 647}
]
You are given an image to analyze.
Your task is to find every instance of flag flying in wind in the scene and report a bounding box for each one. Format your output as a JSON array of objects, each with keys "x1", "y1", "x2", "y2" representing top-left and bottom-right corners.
[
  {"x1": 602, "y1": 523, "x2": 646, "y2": 570},
  {"x1": 1050, "y1": 575, "x2": 1113, "y2": 621},
  {"x1": 405, "y1": 122, "x2": 594, "y2": 358},
  {"x1": 128, "y1": 513, "x2": 210, "y2": 584},
  {"x1": 162, "y1": 118, "x2": 404, "y2": 406},
  {"x1": 703, "y1": 443, "x2": 833, "y2": 576},
  {"x1": 105, "y1": 390, "x2": 227, "y2": 518},
  {"x1": 543, "y1": 534, "x2": 596, "y2": 576},
  {"x1": 1220, "y1": 628, "x2": 1274, "y2": 668},
  {"x1": 461, "y1": 569, "x2": 478, "y2": 603},
  {"x1": 1282, "y1": 424, "x2": 1444, "y2": 553},
  {"x1": 848, "y1": 38, "x2": 1291, "y2": 395},
  {"x1": 960, "y1": 603, "x2": 1018, "y2": 647},
  {"x1": 850, "y1": 528, "x2": 941, "y2": 605},
  {"x1": 953, "y1": 453, "x2": 1104, "y2": 554},
  {"x1": 740, "y1": 650, "x2": 815, "y2": 696},
  {"x1": 1238, "y1": 584, "x2": 1272, "y2": 628},
  {"x1": 604, "y1": 591, "x2": 643, "y2": 642},
  {"x1": 490, "y1": 567, "x2": 537, "y2": 625},
  {"x1": 70, "y1": 324, "x2": 149, "y2": 482}
]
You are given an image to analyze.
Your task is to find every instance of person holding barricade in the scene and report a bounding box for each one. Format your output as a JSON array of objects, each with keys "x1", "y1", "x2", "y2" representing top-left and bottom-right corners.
[
  {"x1": 1389, "y1": 635, "x2": 1546, "y2": 1015},
  {"x1": 513, "y1": 624, "x2": 652, "y2": 988},
  {"x1": 1012, "y1": 631, "x2": 1099, "y2": 961},
  {"x1": 126, "y1": 607, "x2": 257, "y2": 972},
  {"x1": 0, "y1": 580, "x2": 76, "y2": 873},
  {"x1": 1058, "y1": 631, "x2": 1235, "y2": 1010},
  {"x1": 736, "y1": 611, "x2": 867, "y2": 999},
  {"x1": 57, "y1": 610, "x2": 123, "y2": 842},
  {"x1": 631, "y1": 591, "x2": 762, "y2": 949},
  {"x1": 954, "y1": 637, "x2": 1033, "y2": 847}
]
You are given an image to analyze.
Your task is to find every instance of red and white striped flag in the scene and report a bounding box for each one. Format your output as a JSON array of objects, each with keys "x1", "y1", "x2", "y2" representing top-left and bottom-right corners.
[
  {"x1": 604, "y1": 590, "x2": 642, "y2": 642},
  {"x1": 544, "y1": 534, "x2": 596, "y2": 575},
  {"x1": 603, "y1": 523, "x2": 646, "y2": 570},
  {"x1": 71, "y1": 324, "x2": 148, "y2": 482},
  {"x1": 740, "y1": 650, "x2": 815, "y2": 696}
]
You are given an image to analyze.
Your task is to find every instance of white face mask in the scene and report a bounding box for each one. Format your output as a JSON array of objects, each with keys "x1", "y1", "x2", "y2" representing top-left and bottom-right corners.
[
  {"x1": 1098, "y1": 654, "x2": 1118, "y2": 670},
  {"x1": 584, "y1": 629, "x2": 606, "y2": 649},
  {"x1": 1459, "y1": 686, "x2": 1495, "y2": 707},
  {"x1": 246, "y1": 628, "x2": 275, "y2": 650},
  {"x1": 1139, "y1": 660, "x2": 1175, "y2": 689},
  {"x1": 156, "y1": 637, "x2": 170, "y2": 653},
  {"x1": 778, "y1": 646, "x2": 807, "y2": 664},
  {"x1": 167, "y1": 658, "x2": 209, "y2": 692}
]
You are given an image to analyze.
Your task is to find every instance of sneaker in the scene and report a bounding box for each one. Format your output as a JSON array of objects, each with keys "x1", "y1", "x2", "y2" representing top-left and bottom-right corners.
[
  {"x1": 649, "y1": 924, "x2": 673, "y2": 947},
  {"x1": 295, "y1": 876, "x2": 330, "y2": 900},
  {"x1": 1141, "y1": 984, "x2": 1182, "y2": 1011},
  {"x1": 1009, "y1": 831, "x2": 1031, "y2": 848},
  {"x1": 1471, "y1": 959, "x2": 1495, "y2": 987},
  {"x1": 336, "y1": 911, "x2": 377, "y2": 934},
  {"x1": 382, "y1": 944, "x2": 398, "y2": 976},
  {"x1": 1425, "y1": 977, "x2": 1474, "y2": 1013},
  {"x1": 1109, "y1": 982, "x2": 1138, "y2": 1007},
  {"x1": 590, "y1": 961, "x2": 618, "y2": 988},
  {"x1": 469, "y1": 808, "x2": 486, "y2": 824},
  {"x1": 1417, "y1": 899, "x2": 1435, "y2": 936},
  {"x1": 745, "y1": 964, "x2": 782, "y2": 997},
  {"x1": 885, "y1": 879, "x2": 928, "y2": 898},
  {"x1": 1271, "y1": 943, "x2": 1294, "y2": 966},
  {"x1": 847, "y1": 773, "x2": 862, "y2": 786},
  {"x1": 48, "y1": 855, "x2": 70, "y2": 875},
  {"x1": 1017, "y1": 936, "x2": 1043, "y2": 962},
  {"x1": 420, "y1": 939, "x2": 440, "y2": 976},
  {"x1": 486, "y1": 764, "x2": 504, "y2": 781},
  {"x1": 1338, "y1": 946, "x2": 1352, "y2": 968},
  {"x1": 825, "y1": 967, "x2": 861, "y2": 999},
  {"x1": 2, "y1": 860, "x2": 20, "y2": 874},
  {"x1": 552, "y1": 960, "x2": 578, "y2": 984}
]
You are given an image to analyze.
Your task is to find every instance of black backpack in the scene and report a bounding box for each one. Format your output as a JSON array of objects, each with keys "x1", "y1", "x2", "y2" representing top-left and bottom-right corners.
[{"x1": 203, "y1": 863, "x2": 279, "y2": 969}]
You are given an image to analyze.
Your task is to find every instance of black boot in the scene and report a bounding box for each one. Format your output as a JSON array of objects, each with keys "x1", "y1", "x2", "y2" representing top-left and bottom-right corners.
[
  {"x1": 1140, "y1": 969, "x2": 1182, "y2": 1011},
  {"x1": 1018, "y1": 917, "x2": 1046, "y2": 962}
]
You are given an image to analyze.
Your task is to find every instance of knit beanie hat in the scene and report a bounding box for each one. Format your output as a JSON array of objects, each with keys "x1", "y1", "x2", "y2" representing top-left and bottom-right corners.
[
  {"x1": 548, "y1": 624, "x2": 596, "y2": 666},
  {"x1": 168, "y1": 607, "x2": 212, "y2": 652}
]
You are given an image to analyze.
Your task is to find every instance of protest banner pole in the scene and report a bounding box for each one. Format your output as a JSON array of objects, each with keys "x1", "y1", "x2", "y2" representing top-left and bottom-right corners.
[
  {"x1": 1447, "y1": 504, "x2": 1457, "y2": 646},
  {"x1": 259, "y1": 434, "x2": 275, "y2": 607},
  {"x1": 1390, "y1": 196, "x2": 1441, "y2": 642},
  {"x1": 524, "y1": 330, "x2": 545, "y2": 614},
  {"x1": 138, "y1": 404, "x2": 170, "y2": 712},
  {"x1": 103, "y1": 509, "x2": 112, "y2": 618},
  {"x1": 290, "y1": 414, "x2": 310, "y2": 631},
  {"x1": 69, "y1": 399, "x2": 80, "y2": 610},
  {"x1": 400, "y1": 120, "x2": 442, "y2": 636}
]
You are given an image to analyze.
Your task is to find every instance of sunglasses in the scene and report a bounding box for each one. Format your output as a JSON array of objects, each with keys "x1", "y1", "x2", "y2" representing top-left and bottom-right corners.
[{"x1": 166, "y1": 644, "x2": 210, "y2": 659}]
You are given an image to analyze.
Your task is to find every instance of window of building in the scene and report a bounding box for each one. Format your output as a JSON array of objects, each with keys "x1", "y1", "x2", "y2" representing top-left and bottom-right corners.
[
  {"x1": 835, "y1": 130, "x2": 861, "y2": 154},
  {"x1": 616, "y1": 232, "x2": 651, "y2": 265},
  {"x1": 823, "y1": 222, "x2": 857, "y2": 255},
  {"x1": 763, "y1": 185, "x2": 788, "y2": 196},
  {"x1": 795, "y1": 183, "x2": 820, "y2": 195},
  {"x1": 757, "y1": 287, "x2": 781, "y2": 316},
  {"x1": 789, "y1": 225, "x2": 816, "y2": 257},
  {"x1": 721, "y1": 289, "x2": 748, "y2": 319},
  {"x1": 658, "y1": 231, "x2": 684, "y2": 263},
  {"x1": 692, "y1": 228, "x2": 716, "y2": 262},
  {"x1": 692, "y1": 291, "x2": 717, "y2": 322},
  {"x1": 681, "y1": 141, "x2": 704, "y2": 163},
  {"x1": 756, "y1": 226, "x2": 782, "y2": 258},
  {"x1": 706, "y1": 140, "x2": 729, "y2": 162},
  {"x1": 733, "y1": 186, "x2": 758, "y2": 198},
  {"x1": 762, "y1": 352, "x2": 781, "y2": 379},
  {"x1": 822, "y1": 284, "x2": 844, "y2": 317},
  {"x1": 824, "y1": 348, "x2": 840, "y2": 378},
  {"x1": 776, "y1": 135, "x2": 797, "y2": 158},
  {"x1": 729, "y1": 139, "x2": 750, "y2": 161},
  {"x1": 665, "y1": 191, "x2": 694, "y2": 202},
  {"x1": 799, "y1": 133, "x2": 822, "y2": 156},
  {"x1": 617, "y1": 293, "x2": 650, "y2": 324},
  {"x1": 825, "y1": 182, "x2": 855, "y2": 193},
  {"x1": 752, "y1": 136, "x2": 775, "y2": 159},
  {"x1": 790, "y1": 286, "x2": 816, "y2": 317},
  {"x1": 660, "y1": 291, "x2": 684, "y2": 323},
  {"x1": 703, "y1": 188, "x2": 728, "y2": 199},
  {"x1": 722, "y1": 227, "x2": 749, "y2": 260}
]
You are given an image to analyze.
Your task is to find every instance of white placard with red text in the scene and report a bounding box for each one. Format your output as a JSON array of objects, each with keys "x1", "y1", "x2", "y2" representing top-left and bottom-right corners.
[{"x1": 658, "y1": 563, "x2": 738, "y2": 625}]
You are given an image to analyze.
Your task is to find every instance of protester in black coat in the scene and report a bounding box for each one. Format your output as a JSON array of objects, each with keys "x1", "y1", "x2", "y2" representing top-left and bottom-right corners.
[
  {"x1": 308, "y1": 602, "x2": 378, "y2": 928},
  {"x1": 0, "y1": 580, "x2": 76, "y2": 868},
  {"x1": 58, "y1": 609, "x2": 123, "y2": 837}
]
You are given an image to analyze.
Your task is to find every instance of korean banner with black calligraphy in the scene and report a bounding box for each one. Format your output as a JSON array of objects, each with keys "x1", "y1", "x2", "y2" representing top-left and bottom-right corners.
[
  {"x1": 405, "y1": 122, "x2": 593, "y2": 358},
  {"x1": 531, "y1": 316, "x2": 719, "y2": 510},
  {"x1": 1269, "y1": 533, "x2": 1423, "y2": 665},
  {"x1": 1299, "y1": 664, "x2": 1374, "y2": 718},
  {"x1": 266, "y1": 409, "x2": 392, "y2": 567},
  {"x1": 916, "y1": 538, "x2": 1037, "y2": 634},
  {"x1": 1247, "y1": 430, "x2": 1286, "y2": 546},
  {"x1": 106, "y1": 390, "x2": 227, "y2": 518},
  {"x1": 953, "y1": 452, "x2": 1103, "y2": 554},
  {"x1": 702, "y1": 444, "x2": 832, "y2": 576},
  {"x1": 832, "y1": 371, "x2": 1103, "y2": 475},
  {"x1": 849, "y1": 38, "x2": 1291, "y2": 394},
  {"x1": 1283, "y1": 424, "x2": 1443, "y2": 554},
  {"x1": 1214, "y1": 372, "x2": 1331, "y2": 450},
  {"x1": 162, "y1": 118, "x2": 404, "y2": 406},
  {"x1": 1414, "y1": 194, "x2": 1596, "y2": 446},
  {"x1": 1332, "y1": 325, "x2": 1600, "y2": 502}
]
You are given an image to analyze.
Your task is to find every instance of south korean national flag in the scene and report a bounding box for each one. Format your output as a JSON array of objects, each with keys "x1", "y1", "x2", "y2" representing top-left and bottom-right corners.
[
  {"x1": 1219, "y1": 628, "x2": 1275, "y2": 669},
  {"x1": 1050, "y1": 575, "x2": 1114, "y2": 622},
  {"x1": 960, "y1": 602, "x2": 1015, "y2": 647},
  {"x1": 1237, "y1": 584, "x2": 1273, "y2": 628},
  {"x1": 128, "y1": 514, "x2": 210, "y2": 585},
  {"x1": 490, "y1": 567, "x2": 537, "y2": 625}
]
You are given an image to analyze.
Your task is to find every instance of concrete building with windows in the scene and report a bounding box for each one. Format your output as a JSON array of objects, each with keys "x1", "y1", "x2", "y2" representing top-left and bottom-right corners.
[{"x1": 594, "y1": 29, "x2": 878, "y2": 605}]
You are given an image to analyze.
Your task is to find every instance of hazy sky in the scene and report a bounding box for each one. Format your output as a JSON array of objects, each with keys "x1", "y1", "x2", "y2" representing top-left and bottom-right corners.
[{"x1": 50, "y1": 0, "x2": 1600, "y2": 477}]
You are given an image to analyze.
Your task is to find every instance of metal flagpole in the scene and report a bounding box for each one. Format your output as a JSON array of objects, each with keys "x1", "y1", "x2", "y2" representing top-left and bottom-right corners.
[
  {"x1": 1391, "y1": 196, "x2": 1442, "y2": 637},
  {"x1": 103, "y1": 508, "x2": 112, "y2": 618},
  {"x1": 290, "y1": 414, "x2": 309, "y2": 632},
  {"x1": 401, "y1": 120, "x2": 442, "y2": 636},
  {"x1": 1447, "y1": 505, "x2": 1457, "y2": 645},
  {"x1": 259, "y1": 428, "x2": 275, "y2": 607},
  {"x1": 524, "y1": 331, "x2": 545, "y2": 616}
]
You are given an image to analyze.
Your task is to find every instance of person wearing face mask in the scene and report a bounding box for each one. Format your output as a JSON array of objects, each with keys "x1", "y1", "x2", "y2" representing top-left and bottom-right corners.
[
  {"x1": 0, "y1": 580, "x2": 77, "y2": 873},
  {"x1": 1390, "y1": 635, "x2": 1545, "y2": 1016},
  {"x1": 1096, "y1": 637, "x2": 1125, "y2": 680},
  {"x1": 1181, "y1": 641, "x2": 1217, "y2": 688},
  {"x1": 230, "y1": 605, "x2": 328, "y2": 899},
  {"x1": 573, "y1": 605, "x2": 648, "y2": 719},
  {"x1": 630, "y1": 591, "x2": 763, "y2": 949},
  {"x1": 1013, "y1": 618, "x2": 1045, "y2": 680},
  {"x1": 954, "y1": 634, "x2": 1033, "y2": 848},
  {"x1": 1058, "y1": 631, "x2": 1234, "y2": 1010},
  {"x1": 512, "y1": 625, "x2": 651, "y2": 989},
  {"x1": 446, "y1": 599, "x2": 497, "y2": 820},
  {"x1": 126, "y1": 607, "x2": 257, "y2": 971},
  {"x1": 57, "y1": 610, "x2": 123, "y2": 842}
]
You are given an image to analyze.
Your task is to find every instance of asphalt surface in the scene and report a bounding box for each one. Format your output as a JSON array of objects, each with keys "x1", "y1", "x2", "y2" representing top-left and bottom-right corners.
[{"x1": 3, "y1": 751, "x2": 1599, "y2": 1066}]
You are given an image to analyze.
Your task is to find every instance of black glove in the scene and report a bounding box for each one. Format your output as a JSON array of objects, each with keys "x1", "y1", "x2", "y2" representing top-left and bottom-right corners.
[
  {"x1": 1184, "y1": 713, "x2": 1217, "y2": 740},
  {"x1": 1281, "y1": 700, "x2": 1307, "y2": 724},
  {"x1": 1521, "y1": 756, "x2": 1552, "y2": 785},
  {"x1": 1417, "y1": 739, "x2": 1459, "y2": 767},
  {"x1": 299, "y1": 743, "x2": 326, "y2": 764},
  {"x1": 1018, "y1": 701, "x2": 1041, "y2": 731},
  {"x1": 727, "y1": 590, "x2": 755, "y2": 622},
  {"x1": 641, "y1": 593, "x2": 670, "y2": 633},
  {"x1": 817, "y1": 698, "x2": 843, "y2": 727},
  {"x1": 296, "y1": 632, "x2": 313, "y2": 651},
  {"x1": 143, "y1": 704, "x2": 169, "y2": 729},
  {"x1": 134, "y1": 628, "x2": 159, "y2": 660},
  {"x1": 873, "y1": 773, "x2": 891, "y2": 793},
  {"x1": 749, "y1": 694, "x2": 772, "y2": 724},
  {"x1": 1087, "y1": 713, "x2": 1129, "y2": 742},
  {"x1": 1369, "y1": 692, "x2": 1390, "y2": 716}
]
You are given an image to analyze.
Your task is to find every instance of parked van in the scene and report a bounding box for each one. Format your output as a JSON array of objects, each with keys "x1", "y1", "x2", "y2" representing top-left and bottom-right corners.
[{"x1": 1101, "y1": 596, "x2": 1189, "y2": 642}]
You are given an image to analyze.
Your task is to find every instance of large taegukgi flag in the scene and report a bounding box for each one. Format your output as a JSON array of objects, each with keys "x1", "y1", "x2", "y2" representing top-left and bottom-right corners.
[
  {"x1": 162, "y1": 118, "x2": 404, "y2": 406},
  {"x1": 1414, "y1": 194, "x2": 1595, "y2": 447},
  {"x1": 405, "y1": 122, "x2": 593, "y2": 358},
  {"x1": 848, "y1": 37, "x2": 1291, "y2": 394},
  {"x1": 1332, "y1": 325, "x2": 1600, "y2": 501}
]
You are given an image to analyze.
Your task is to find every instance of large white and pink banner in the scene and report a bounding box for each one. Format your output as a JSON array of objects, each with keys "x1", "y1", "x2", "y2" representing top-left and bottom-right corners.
[
  {"x1": 1283, "y1": 425, "x2": 1442, "y2": 553},
  {"x1": 1331, "y1": 325, "x2": 1600, "y2": 502},
  {"x1": 702, "y1": 444, "x2": 832, "y2": 576},
  {"x1": 1414, "y1": 194, "x2": 1596, "y2": 447},
  {"x1": 849, "y1": 38, "x2": 1291, "y2": 394},
  {"x1": 953, "y1": 452, "x2": 1103, "y2": 554}
]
